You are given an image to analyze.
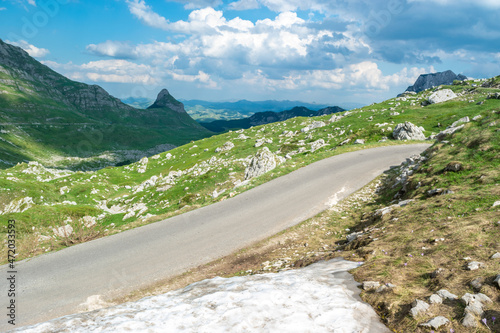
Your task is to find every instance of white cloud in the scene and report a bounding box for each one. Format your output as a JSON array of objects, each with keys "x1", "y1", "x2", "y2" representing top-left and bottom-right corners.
[
  {"x1": 238, "y1": 62, "x2": 432, "y2": 92},
  {"x1": 125, "y1": 0, "x2": 170, "y2": 30},
  {"x1": 42, "y1": 59, "x2": 159, "y2": 85},
  {"x1": 170, "y1": 0, "x2": 223, "y2": 10},
  {"x1": 0, "y1": 7, "x2": 6, "y2": 10},
  {"x1": 86, "y1": 41, "x2": 139, "y2": 59},
  {"x1": 171, "y1": 70, "x2": 217, "y2": 88},
  {"x1": 27, "y1": 0, "x2": 36, "y2": 6},
  {"x1": 228, "y1": 0, "x2": 259, "y2": 10},
  {"x1": 7, "y1": 40, "x2": 49, "y2": 58}
]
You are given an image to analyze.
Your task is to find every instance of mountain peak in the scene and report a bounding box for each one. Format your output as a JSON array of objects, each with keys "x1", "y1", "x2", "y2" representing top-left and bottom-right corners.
[
  {"x1": 148, "y1": 88, "x2": 185, "y2": 113},
  {"x1": 404, "y1": 70, "x2": 467, "y2": 94}
]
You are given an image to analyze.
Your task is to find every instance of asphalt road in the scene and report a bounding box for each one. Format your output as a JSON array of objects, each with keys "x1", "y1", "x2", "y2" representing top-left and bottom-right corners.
[{"x1": 1, "y1": 143, "x2": 430, "y2": 331}]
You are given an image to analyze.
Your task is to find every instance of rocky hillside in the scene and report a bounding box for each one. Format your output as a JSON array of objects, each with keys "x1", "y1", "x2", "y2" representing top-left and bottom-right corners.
[
  {"x1": 0, "y1": 39, "x2": 212, "y2": 170},
  {"x1": 201, "y1": 106, "x2": 345, "y2": 132},
  {"x1": 404, "y1": 70, "x2": 467, "y2": 94}
]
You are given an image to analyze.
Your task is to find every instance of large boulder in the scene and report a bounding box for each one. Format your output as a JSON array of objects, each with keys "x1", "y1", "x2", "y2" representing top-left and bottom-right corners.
[
  {"x1": 428, "y1": 89, "x2": 457, "y2": 104},
  {"x1": 393, "y1": 122, "x2": 426, "y2": 141},
  {"x1": 245, "y1": 147, "x2": 277, "y2": 180}
]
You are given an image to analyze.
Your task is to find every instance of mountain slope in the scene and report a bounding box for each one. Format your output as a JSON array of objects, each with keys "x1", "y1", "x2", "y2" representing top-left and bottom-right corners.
[
  {"x1": 0, "y1": 39, "x2": 212, "y2": 169},
  {"x1": 201, "y1": 106, "x2": 345, "y2": 132}
]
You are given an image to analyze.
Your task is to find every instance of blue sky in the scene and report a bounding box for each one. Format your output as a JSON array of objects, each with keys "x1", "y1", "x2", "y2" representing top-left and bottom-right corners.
[{"x1": 1, "y1": 0, "x2": 499, "y2": 106}]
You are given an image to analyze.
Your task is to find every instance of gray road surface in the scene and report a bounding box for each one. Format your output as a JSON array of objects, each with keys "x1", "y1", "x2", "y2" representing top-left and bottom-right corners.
[{"x1": 1, "y1": 144, "x2": 430, "y2": 331}]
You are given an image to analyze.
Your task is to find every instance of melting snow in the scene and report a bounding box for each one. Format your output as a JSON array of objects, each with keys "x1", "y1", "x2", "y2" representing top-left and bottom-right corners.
[{"x1": 14, "y1": 259, "x2": 389, "y2": 333}]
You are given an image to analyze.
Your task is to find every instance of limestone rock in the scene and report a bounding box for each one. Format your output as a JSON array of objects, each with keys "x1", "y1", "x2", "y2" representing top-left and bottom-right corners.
[
  {"x1": 444, "y1": 162, "x2": 462, "y2": 172},
  {"x1": 470, "y1": 277, "x2": 484, "y2": 291},
  {"x1": 428, "y1": 89, "x2": 458, "y2": 104},
  {"x1": 431, "y1": 267, "x2": 446, "y2": 278},
  {"x1": 462, "y1": 312, "x2": 478, "y2": 328},
  {"x1": 393, "y1": 122, "x2": 426, "y2": 141},
  {"x1": 404, "y1": 70, "x2": 466, "y2": 94},
  {"x1": 354, "y1": 139, "x2": 365, "y2": 144},
  {"x1": 310, "y1": 139, "x2": 328, "y2": 152},
  {"x1": 244, "y1": 147, "x2": 277, "y2": 180},
  {"x1": 467, "y1": 261, "x2": 485, "y2": 271},
  {"x1": 215, "y1": 142, "x2": 235, "y2": 153},
  {"x1": 436, "y1": 289, "x2": 458, "y2": 300},
  {"x1": 435, "y1": 124, "x2": 465, "y2": 141},
  {"x1": 409, "y1": 299, "x2": 429, "y2": 317},
  {"x1": 419, "y1": 316, "x2": 450, "y2": 330},
  {"x1": 494, "y1": 275, "x2": 500, "y2": 288},
  {"x1": 53, "y1": 224, "x2": 73, "y2": 238},
  {"x1": 429, "y1": 294, "x2": 443, "y2": 304},
  {"x1": 491, "y1": 252, "x2": 500, "y2": 259},
  {"x1": 301, "y1": 121, "x2": 326, "y2": 133},
  {"x1": 450, "y1": 116, "x2": 470, "y2": 128},
  {"x1": 493, "y1": 201, "x2": 500, "y2": 208},
  {"x1": 362, "y1": 281, "x2": 380, "y2": 291}
]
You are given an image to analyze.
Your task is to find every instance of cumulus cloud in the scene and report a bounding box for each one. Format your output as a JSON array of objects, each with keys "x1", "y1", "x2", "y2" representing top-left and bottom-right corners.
[
  {"x1": 228, "y1": 0, "x2": 259, "y2": 11},
  {"x1": 0, "y1": 7, "x2": 6, "y2": 10},
  {"x1": 170, "y1": 0, "x2": 223, "y2": 10},
  {"x1": 42, "y1": 59, "x2": 159, "y2": 85},
  {"x1": 7, "y1": 40, "x2": 49, "y2": 58},
  {"x1": 125, "y1": 0, "x2": 170, "y2": 30},
  {"x1": 86, "y1": 41, "x2": 139, "y2": 59}
]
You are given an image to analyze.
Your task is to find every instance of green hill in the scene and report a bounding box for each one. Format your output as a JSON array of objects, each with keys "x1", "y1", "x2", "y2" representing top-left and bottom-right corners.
[{"x1": 0, "y1": 39, "x2": 212, "y2": 170}]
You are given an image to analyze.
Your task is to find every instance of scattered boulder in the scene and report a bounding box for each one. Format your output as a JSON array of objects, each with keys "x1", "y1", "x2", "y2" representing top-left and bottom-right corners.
[
  {"x1": 362, "y1": 281, "x2": 381, "y2": 291},
  {"x1": 493, "y1": 201, "x2": 500, "y2": 208},
  {"x1": 310, "y1": 139, "x2": 328, "y2": 152},
  {"x1": 354, "y1": 139, "x2": 365, "y2": 144},
  {"x1": 301, "y1": 121, "x2": 326, "y2": 132},
  {"x1": 431, "y1": 267, "x2": 446, "y2": 279},
  {"x1": 339, "y1": 138, "x2": 350, "y2": 146},
  {"x1": 428, "y1": 89, "x2": 458, "y2": 104},
  {"x1": 244, "y1": 147, "x2": 277, "y2": 180},
  {"x1": 470, "y1": 277, "x2": 484, "y2": 291},
  {"x1": 53, "y1": 224, "x2": 73, "y2": 238},
  {"x1": 419, "y1": 316, "x2": 450, "y2": 330},
  {"x1": 329, "y1": 114, "x2": 343, "y2": 123},
  {"x1": 467, "y1": 261, "x2": 485, "y2": 271},
  {"x1": 444, "y1": 161, "x2": 463, "y2": 172},
  {"x1": 491, "y1": 252, "x2": 500, "y2": 259},
  {"x1": 215, "y1": 141, "x2": 235, "y2": 153},
  {"x1": 450, "y1": 116, "x2": 470, "y2": 128},
  {"x1": 429, "y1": 294, "x2": 443, "y2": 304},
  {"x1": 393, "y1": 122, "x2": 426, "y2": 141},
  {"x1": 409, "y1": 299, "x2": 429, "y2": 317},
  {"x1": 462, "y1": 312, "x2": 478, "y2": 327},
  {"x1": 435, "y1": 124, "x2": 465, "y2": 141},
  {"x1": 436, "y1": 289, "x2": 458, "y2": 300},
  {"x1": 494, "y1": 275, "x2": 500, "y2": 288}
]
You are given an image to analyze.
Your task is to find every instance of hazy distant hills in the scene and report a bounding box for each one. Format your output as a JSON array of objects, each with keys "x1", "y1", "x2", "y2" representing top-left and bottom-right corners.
[
  {"x1": 122, "y1": 97, "x2": 355, "y2": 123},
  {"x1": 201, "y1": 106, "x2": 345, "y2": 132},
  {"x1": 0, "y1": 39, "x2": 211, "y2": 169}
]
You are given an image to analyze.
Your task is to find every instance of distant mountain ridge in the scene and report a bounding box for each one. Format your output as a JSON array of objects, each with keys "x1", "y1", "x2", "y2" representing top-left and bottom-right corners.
[
  {"x1": 201, "y1": 106, "x2": 345, "y2": 133},
  {"x1": 0, "y1": 39, "x2": 211, "y2": 169},
  {"x1": 404, "y1": 70, "x2": 467, "y2": 94}
]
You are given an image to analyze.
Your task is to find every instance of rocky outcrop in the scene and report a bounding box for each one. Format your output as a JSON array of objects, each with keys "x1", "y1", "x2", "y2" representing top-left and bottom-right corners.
[
  {"x1": 393, "y1": 122, "x2": 426, "y2": 141},
  {"x1": 245, "y1": 147, "x2": 278, "y2": 180},
  {"x1": 404, "y1": 70, "x2": 467, "y2": 93},
  {"x1": 427, "y1": 89, "x2": 458, "y2": 104}
]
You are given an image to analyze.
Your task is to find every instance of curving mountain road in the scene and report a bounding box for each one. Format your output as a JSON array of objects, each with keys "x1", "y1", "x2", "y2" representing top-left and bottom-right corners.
[{"x1": 1, "y1": 144, "x2": 430, "y2": 331}]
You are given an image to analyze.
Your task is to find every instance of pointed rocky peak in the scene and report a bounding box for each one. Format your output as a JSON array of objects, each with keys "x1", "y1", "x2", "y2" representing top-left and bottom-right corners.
[{"x1": 148, "y1": 88, "x2": 185, "y2": 113}]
